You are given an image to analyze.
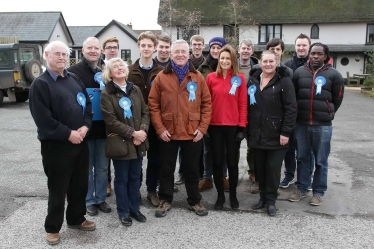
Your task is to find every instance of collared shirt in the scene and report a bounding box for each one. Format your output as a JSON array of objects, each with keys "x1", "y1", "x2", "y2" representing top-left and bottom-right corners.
[
  {"x1": 238, "y1": 59, "x2": 251, "y2": 67},
  {"x1": 47, "y1": 68, "x2": 69, "y2": 81},
  {"x1": 139, "y1": 60, "x2": 153, "y2": 70}
]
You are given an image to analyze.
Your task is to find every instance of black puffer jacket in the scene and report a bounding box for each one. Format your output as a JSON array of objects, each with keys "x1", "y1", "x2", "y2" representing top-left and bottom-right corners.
[
  {"x1": 247, "y1": 66, "x2": 297, "y2": 150},
  {"x1": 293, "y1": 63, "x2": 344, "y2": 126},
  {"x1": 284, "y1": 53, "x2": 309, "y2": 72}
]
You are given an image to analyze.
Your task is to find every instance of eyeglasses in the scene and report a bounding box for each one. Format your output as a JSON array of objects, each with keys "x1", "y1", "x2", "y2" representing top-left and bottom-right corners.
[
  {"x1": 173, "y1": 50, "x2": 188, "y2": 55},
  {"x1": 51, "y1": 52, "x2": 68, "y2": 58},
  {"x1": 111, "y1": 64, "x2": 126, "y2": 69},
  {"x1": 105, "y1": 46, "x2": 118, "y2": 51}
]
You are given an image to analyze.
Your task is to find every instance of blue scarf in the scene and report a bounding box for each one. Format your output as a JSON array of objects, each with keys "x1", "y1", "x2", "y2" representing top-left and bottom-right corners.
[{"x1": 171, "y1": 61, "x2": 189, "y2": 84}]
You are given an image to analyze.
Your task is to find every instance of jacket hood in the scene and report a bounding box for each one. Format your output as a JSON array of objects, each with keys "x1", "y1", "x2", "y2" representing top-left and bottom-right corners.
[{"x1": 105, "y1": 80, "x2": 134, "y2": 94}]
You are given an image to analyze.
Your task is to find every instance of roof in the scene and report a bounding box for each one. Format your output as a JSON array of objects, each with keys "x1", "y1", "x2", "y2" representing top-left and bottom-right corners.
[
  {"x1": 96, "y1": 20, "x2": 138, "y2": 42},
  {"x1": 0, "y1": 12, "x2": 73, "y2": 43},
  {"x1": 68, "y1": 26, "x2": 105, "y2": 48},
  {"x1": 133, "y1": 30, "x2": 163, "y2": 36},
  {"x1": 158, "y1": 0, "x2": 374, "y2": 25}
]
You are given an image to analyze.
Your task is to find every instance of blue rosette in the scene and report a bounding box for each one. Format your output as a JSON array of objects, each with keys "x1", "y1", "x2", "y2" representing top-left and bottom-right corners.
[
  {"x1": 119, "y1": 97, "x2": 132, "y2": 119},
  {"x1": 187, "y1": 81, "x2": 197, "y2": 101},
  {"x1": 248, "y1": 85, "x2": 257, "y2": 105},
  {"x1": 314, "y1": 76, "x2": 326, "y2": 95},
  {"x1": 229, "y1": 76, "x2": 242, "y2": 95},
  {"x1": 77, "y1": 92, "x2": 86, "y2": 115},
  {"x1": 94, "y1": 72, "x2": 105, "y2": 90}
]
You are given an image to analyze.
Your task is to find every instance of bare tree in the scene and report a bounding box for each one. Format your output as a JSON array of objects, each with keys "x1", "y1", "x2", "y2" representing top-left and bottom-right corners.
[
  {"x1": 220, "y1": 0, "x2": 255, "y2": 49},
  {"x1": 158, "y1": 0, "x2": 179, "y2": 37},
  {"x1": 179, "y1": 9, "x2": 202, "y2": 41}
]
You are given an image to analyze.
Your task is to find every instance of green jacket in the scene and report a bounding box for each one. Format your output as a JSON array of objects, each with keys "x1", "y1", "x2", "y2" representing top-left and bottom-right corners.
[{"x1": 100, "y1": 81, "x2": 149, "y2": 160}]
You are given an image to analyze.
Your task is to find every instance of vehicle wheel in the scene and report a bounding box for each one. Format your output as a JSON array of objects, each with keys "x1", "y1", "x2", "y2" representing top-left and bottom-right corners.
[
  {"x1": 24, "y1": 59, "x2": 42, "y2": 82},
  {"x1": 0, "y1": 90, "x2": 3, "y2": 106},
  {"x1": 15, "y1": 91, "x2": 29, "y2": 102}
]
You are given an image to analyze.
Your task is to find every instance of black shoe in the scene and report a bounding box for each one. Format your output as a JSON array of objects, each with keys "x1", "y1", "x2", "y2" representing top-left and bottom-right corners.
[
  {"x1": 97, "y1": 202, "x2": 111, "y2": 213},
  {"x1": 86, "y1": 204, "x2": 98, "y2": 216},
  {"x1": 130, "y1": 211, "x2": 147, "y2": 222},
  {"x1": 119, "y1": 216, "x2": 132, "y2": 226},
  {"x1": 230, "y1": 195, "x2": 239, "y2": 210},
  {"x1": 214, "y1": 195, "x2": 225, "y2": 210},
  {"x1": 267, "y1": 204, "x2": 277, "y2": 217},
  {"x1": 251, "y1": 200, "x2": 266, "y2": 210}
]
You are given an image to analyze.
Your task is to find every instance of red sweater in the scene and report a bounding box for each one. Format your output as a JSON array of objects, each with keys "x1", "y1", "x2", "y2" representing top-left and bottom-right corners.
[{"x1": 206, "y1": 69, "x2": 248, "y2": 127}]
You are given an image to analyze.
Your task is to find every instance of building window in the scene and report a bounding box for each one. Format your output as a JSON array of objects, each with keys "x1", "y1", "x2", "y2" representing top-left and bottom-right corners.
[
  {"x1": 121, "y1": 49, "x2": 131, "y2": 61},
  {"x1": 311, "y1": 24, "x2": 319, "y2": 39},
  {"x1": 177, "y1": 26, "x2": 199, "y2": 41},
  {"x1": 366, "y1": 24, "x2": 374, "y2": 44},
  {"x1": 223, "y1": 25, "x2": 239, "y2": 47},
  {"x1": 259, "y1": 25, "x2": 282, "y2": 44},
  {"x1": 340, "y1": 57, "x2": 349, "y2": 66}
]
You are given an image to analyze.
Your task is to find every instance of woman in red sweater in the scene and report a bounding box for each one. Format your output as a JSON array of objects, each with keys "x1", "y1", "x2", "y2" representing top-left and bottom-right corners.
[{"x1": 206, "y1": 45, "x2": 248, "y2": 210}]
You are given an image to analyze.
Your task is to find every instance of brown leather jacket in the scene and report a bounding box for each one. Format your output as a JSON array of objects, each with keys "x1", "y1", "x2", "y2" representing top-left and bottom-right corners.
[
  {"x1": 148, "y1": 62, "x2": 212, "y2": 140},
  {"x1": 127, "y1": 59, "x2": 163, "y2": 104}
]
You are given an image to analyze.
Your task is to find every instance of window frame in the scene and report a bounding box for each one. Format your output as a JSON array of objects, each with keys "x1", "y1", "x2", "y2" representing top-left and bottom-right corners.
[
  {"x1": 121, "y1": 49, "x2": 131, "y2": 62},
  {"x1": 310, "y1": 24, "x2": 320, "y2": 39},
  {"x1": 177, "y1": 26, "x2": 200, "y2": 41},
  {"x1": 258, "y1": 24, "x2": 282, "y2": 44},
  {"x1": 366, "y1": 23, "x2": 374, "y2": 44}
]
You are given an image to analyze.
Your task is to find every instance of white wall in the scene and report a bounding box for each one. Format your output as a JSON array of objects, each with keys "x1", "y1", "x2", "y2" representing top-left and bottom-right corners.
[
  {"x1": 97, "y1": 25, "x2": 139, "y2": 63},
  {"x1": 49, "y1": 20, "x2": 71, "y2": 45},
  {"x1": 239, "y1": 25, "x2": 259, "y2": 44},
  {"x1": 283, "y1": 23, "x2": 367, "y2": 45},
  {"x1": 335, "y1": 53, "x2": 365, "y2": 77}
]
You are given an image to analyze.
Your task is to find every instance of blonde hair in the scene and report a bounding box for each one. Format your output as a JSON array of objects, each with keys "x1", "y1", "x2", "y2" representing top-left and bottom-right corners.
[
  {"x1": 101, "y1": 58, "x2": 128, "y2": 83},
  {"x1": 216, "y1": 45, "x2": 239, "y2": 76}
]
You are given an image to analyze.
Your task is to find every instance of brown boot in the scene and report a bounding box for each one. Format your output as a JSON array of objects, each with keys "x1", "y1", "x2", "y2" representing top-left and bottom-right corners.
[
  {"x1": 223, "y1": 178, "x2": 229, "y2": 192},
  {"x1": 46, "y1": 233, "x2": 60, "y2": 245},
  {"x1": 106, "y1": 182, "x2": 112, "y2": 197},
  {"x1": 198, "y1": 179, "x2": 213, "y2": 192}
]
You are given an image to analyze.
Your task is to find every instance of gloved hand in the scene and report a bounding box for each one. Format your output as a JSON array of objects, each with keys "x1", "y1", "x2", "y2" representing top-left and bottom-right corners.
[
  {"x1": 236, "y1": 127, "x2": 246, "y2": 142},
  {"x1": 236, "y1": 132, "x2": 245, "y2": 142}
]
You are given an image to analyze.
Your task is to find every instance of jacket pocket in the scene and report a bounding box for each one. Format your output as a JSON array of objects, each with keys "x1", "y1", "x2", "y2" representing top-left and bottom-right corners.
[
  {"x1": 264, "y1": 116, "x2": 283, "y2": 138},
  {"x1": 187, "y1": 112, "x2": 201, "y2": 135},
  {"x1": 161, "y1": 113, "x2": 174, "y2": 134},
  {"x1": 105, "y1": 133, "x2": 128, "y2": 158}
]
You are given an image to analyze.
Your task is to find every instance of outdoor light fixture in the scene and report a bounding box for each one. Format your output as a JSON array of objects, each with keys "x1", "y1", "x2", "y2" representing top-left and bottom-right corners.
[{"x1": 355, "y1": 55, "x2": 361, "y2": 62}]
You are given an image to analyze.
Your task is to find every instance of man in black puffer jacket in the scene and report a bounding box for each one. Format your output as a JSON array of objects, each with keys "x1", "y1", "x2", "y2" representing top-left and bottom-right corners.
[{"x1": 288, "y1": 43, "x2": 344, "y2": 206}]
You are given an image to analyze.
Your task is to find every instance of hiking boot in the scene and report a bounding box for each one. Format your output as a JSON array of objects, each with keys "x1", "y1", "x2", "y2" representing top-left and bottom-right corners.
[
  {"x1": 249, "y1": 182, "x2": 259, "y2": 194},
  {"x1": 310, "y1": 194, "x2": 323, "y2": 206},
  {"x1": 288, "y1": 189, "x2": 308, "y2": 202},
  {"x1": 188, "y1": 203, "x2": 208, "y2": 216},
  {"x1": 155, "y1": 200, "x2": 171, "y2": 218},
  {"x1": 46, "y1": 233, "x2": 60, "y2": 245},
  {"x1": 106, "y1": 182, "x2": 112, "y2": 197},
  {"x1": 279, "y1": 177, "x2": 295, "y2": 189},
  {"x1": 67, "y1": 219, "x2": 96, "y2": 231},
  {"x1": 198, "y1": 179, "x2": 213, "y2": 192},
  {"x1": 175, "y1": 174, "x2": 185, "y2": 185},
  {"x1": 223, "y1": 178, "x2": 229, "y2": 192},
  {"x1": 173, "y1": 184, "x2": 179, "y2": 192},
  {"x1": 147, "y1": 192, "x2": 160, "y2": 207}
]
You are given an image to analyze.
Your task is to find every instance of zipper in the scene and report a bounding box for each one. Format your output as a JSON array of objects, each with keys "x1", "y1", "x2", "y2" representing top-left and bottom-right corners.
[{"x1": 338, "y1": 86, "x2": 343, "y2": 99}]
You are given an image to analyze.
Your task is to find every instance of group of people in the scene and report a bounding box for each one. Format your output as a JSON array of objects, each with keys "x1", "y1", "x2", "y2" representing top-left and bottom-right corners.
[{"x1": 29, "y1": 30, "x2": 344, "y2": 245}]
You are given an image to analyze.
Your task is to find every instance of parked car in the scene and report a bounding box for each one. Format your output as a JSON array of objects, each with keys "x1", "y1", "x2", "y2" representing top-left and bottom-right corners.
[{"x1": 0, "y1": 43, "x2": 42, "y2": 106}]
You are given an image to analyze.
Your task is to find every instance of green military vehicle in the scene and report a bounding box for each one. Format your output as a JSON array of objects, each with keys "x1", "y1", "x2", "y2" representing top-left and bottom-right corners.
[{"x1": 0, "y1": 43, "x2": 43, "y2": 106}]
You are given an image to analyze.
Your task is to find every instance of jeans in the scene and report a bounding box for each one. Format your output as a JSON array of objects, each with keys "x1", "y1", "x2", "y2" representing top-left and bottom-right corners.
[
  {"x1": 41, "y1": 140, "x2": 89, "y2": 233},
  {"x1": 294, "y1": 124, "x2": 332, "y2": 196},
  {"x1": 159, "y1": 139, "x2": 203, "y2": 206},
  {"x1": 284, "y1": 131, "x2": 315, "y2": 180},
  {"x1": 86, "y1": 139, "x2": 109, "y2": 205},
  {"x1": 203, "y1": 135, "x2": 228, "y2": 180},
  {"x1": 113, "y1": 157, "x2": 143, "y2": 217}
]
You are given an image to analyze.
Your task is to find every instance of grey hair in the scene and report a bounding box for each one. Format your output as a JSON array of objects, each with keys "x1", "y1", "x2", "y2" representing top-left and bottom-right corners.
[
  {"x1": 101, "y1": 58, "x2": 129, "y2": 83},
  {"x1": 43, "y1": 41, "x2": 71, "y2": 60},
  {"x1": 239, "y1": 39, "x2": 254, "y2": 50},
  {"x1": 171, "y1": 39, "x2": 190, "y2": 52}
]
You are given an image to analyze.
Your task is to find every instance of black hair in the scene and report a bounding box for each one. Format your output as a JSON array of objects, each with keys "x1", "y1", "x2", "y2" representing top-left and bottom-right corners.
[
  {"x1": 309, "y1": 42, "x2": 330, "y2": 64},
  {"x1": 266, "y1": 38, "x2": 284, "y2": 51}
]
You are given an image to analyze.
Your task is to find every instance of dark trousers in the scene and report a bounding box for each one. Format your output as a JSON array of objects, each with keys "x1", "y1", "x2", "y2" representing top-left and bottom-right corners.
[
  {"x1": 146, "y1": 125, "x2": 160, "y2": 193},
  {"x1": 209, "y1": 126, "x2": 240, "y2": 195},
  {"x1": 41, "y1": 140, "x2": 89, "y2": 233},
  {"x1": 108, "y1": 160, "x2": 111, "y2": 183},
  {"x1": 159, "y1": 139, "x2": 203, "y2": 205},
  {"x1": 178, "y1": 147, "x2": 204, "y2": 178},
  {"x1": 253, "y1": 148, "x2": 287, "y2": 205}
]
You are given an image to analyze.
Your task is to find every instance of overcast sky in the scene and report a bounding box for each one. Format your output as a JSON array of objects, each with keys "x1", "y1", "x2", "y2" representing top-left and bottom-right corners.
[{"x1": 1, "y1": 0, "x2": 161, "y2": 29}]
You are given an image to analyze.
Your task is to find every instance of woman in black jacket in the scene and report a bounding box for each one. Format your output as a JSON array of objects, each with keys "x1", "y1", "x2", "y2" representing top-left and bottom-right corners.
[{"x1": 247, "y1": 50, "x2": 297, "y2": 216}]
